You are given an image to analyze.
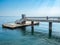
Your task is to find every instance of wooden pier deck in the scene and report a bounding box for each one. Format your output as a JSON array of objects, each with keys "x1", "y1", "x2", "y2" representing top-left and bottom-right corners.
[{"x1": 2, "y1": 21, "x2": 39, "y2": 29}]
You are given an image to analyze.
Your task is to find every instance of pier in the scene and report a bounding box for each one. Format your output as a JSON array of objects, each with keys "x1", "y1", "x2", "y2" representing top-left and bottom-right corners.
[
  {"x1": 2, "y1": 14, "x2": 60, "y2": 38},
  {"x1": 25, "y1": 16, "x2": 60, "y2": 38}
]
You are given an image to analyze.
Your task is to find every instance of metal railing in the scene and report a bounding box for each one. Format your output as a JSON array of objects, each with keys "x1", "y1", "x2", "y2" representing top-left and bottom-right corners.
[{"x1": 25, "y1": 17, "x2": 60, "y2": 20}]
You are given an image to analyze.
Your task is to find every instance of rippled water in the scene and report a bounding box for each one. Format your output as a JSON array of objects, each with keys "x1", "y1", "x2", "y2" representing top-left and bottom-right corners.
[{"x1": 0, "y1": 16, "x2": 60, "y2": 45}]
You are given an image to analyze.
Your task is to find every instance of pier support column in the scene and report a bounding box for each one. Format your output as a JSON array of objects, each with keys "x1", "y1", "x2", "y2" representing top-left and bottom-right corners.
[
  {"x1": 49, "y1": 22, "x2": 52, "y2": 38},
  {"x1": 31, "y1": 21, "x2": 34, "y2": 35},
  {"x1": 22, "y1": 14, "x2": 26, "y2": 24}
]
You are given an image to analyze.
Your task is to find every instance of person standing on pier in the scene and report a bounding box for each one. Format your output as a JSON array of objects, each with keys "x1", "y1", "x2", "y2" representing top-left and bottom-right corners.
[{"x1": 47, "y1": 16, "x2": 48, "y2": 20}]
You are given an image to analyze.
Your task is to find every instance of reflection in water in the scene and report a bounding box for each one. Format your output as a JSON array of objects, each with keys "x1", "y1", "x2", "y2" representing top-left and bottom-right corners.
[
  {"x1": 31, "y1": 26, "x2": 34, "y2": 35},
  {"x1": 20, "y1": 27, "x2": 26, "y2": 35}
]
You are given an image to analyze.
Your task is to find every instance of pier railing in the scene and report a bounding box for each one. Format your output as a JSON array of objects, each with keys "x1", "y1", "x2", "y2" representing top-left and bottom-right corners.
[{"x1": 25, "y1": 17, "x2": 60, "y2": 22}]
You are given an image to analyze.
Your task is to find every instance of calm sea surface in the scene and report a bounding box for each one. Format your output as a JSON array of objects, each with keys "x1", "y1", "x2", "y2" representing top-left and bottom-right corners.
[{"x1": 0, "y1": 16, "x2": 60, "y2": 45}]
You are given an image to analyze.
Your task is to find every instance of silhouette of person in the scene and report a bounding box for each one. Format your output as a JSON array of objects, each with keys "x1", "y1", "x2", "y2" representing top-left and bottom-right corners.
[{"x1": 47, "y1": 16, "x2": 48, "y2": 20}]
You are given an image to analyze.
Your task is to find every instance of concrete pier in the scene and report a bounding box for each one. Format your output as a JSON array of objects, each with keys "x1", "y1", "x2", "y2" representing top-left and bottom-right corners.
[
  {"x1": 49, "y1": 22, "x2": 52, "y2": 38},
  {"x1": 2, "y1": 21, "x2": 39, "y2": 29}
]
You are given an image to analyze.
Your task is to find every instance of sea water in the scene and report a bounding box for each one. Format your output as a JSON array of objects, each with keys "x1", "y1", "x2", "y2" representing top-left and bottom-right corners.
[{"x1": 0, "y1": 16, "x2": 60, "y2": 45}]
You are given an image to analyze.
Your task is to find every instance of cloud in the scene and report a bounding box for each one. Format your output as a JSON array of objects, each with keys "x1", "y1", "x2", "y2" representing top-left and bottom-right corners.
[
  {"x1": 24, "y1": 6, "x2": 60, "y2": 16},
  {"x1": 49, "y1": 7, "x2": 60, "y2": 15},
  {"x1": 25, "y1": 0, "x2": 60, "y2": 16}
]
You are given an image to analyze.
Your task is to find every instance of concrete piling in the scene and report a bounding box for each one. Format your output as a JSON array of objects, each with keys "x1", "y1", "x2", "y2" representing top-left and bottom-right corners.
[{"x1": 49, "y1": 22, "x2": 52, "y2": 38}]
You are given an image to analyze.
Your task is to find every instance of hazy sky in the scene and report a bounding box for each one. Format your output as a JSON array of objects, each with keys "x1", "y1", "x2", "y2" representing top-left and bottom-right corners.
[{"x1": 0, "y1": 0, "x2": 60, "y2": 16}]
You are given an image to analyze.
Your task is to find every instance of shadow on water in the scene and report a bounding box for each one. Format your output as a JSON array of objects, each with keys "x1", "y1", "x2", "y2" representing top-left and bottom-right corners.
[
  {"x1": 17, "y1": 26, "x2": 35, "y2": 36},
  {"x1": 20, "y1": 27, "x2": 26, "y2": 36},
  {"x1": 4, "y1": 26, "x2": 35, "y2": 35}
]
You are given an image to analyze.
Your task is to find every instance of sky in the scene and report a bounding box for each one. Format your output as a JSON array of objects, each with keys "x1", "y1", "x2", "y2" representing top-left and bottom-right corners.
[{"x1": 0, "y1": 0, "x2": 60, "y2": 16}]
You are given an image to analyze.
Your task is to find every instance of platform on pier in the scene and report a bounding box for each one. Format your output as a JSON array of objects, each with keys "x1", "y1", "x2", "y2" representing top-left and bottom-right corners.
[{"x1": 2, "y1": 21, "x2": 39, "y2": 29}]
